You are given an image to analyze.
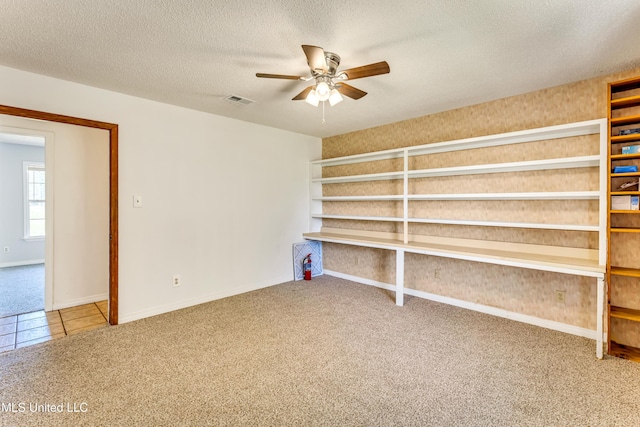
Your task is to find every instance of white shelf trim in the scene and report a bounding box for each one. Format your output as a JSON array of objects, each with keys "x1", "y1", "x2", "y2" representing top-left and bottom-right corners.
[
  {"x1": 406, "y1": 120, "x2": 603, "y2": 157},
  {"x1": 408, "y1": 191, "x2": 599, "y2": 201},
  {"x1": 311, "y1": 147, "x2": 404, "y2": 166},
  {"x1": 314, "y1": 192, "x2": 598, "y2": 202},
  {"x1": 314, "y1": 155, "x2": 599, "y2": 183},
  {"x1": 312, "y1": 119, "x2": 605, "y2": 166},
  {"x1": 312, "y1": 214, "x2": 598, "y2": 231},
  {"x1": 311, "y1": 214, "x2": 403, "y2": 222},
  {"x1": 408, "y1": 155, "x2": 600, "y2": 178},
  {"x1": 406, "y1": 217, "x2": 598, "y2": 231},
  {"x1": 314, "y1": 195, "x2": 403, "y2": 201},
  {"x1": 313, "y1": 171, "x2": 403, "y2": 183}
]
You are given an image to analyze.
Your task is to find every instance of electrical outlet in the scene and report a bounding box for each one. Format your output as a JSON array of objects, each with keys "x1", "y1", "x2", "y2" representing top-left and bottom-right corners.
[
  {"x1": 172, "y1": 274, "x2": 181, "y2": 287},
  {"x1": 555, "y1": 290, "x2": 566, "y2": 304},
  {"x1": 434, "y1": 268, "x2": 441, "y2": 279},
  {"x1": 3, "y1": 247, "x2": 9, "y2": 253}
]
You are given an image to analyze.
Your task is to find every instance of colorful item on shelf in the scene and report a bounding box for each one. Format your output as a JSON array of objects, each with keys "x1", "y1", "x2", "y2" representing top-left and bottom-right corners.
[
  {"x1": 619, "y1": 128, "x2": 640, "y2": 136},
  {"x1": 611, "y1": 195, "x2": 639, "y2": 210},
  {"x1": 613, "y1": 165, "x2": 638, "y2": 173},
  {"x1": 622, "y1": 145, "x2": 640, "y2": 154},
  {"x1": 617, "y1": 180, "x2": 639, "y2": 190}
]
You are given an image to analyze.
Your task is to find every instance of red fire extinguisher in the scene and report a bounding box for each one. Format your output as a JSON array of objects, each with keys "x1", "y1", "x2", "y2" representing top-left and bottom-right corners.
[{"x1": 303, "y1": 254, "x2": 312, "y2": 280}]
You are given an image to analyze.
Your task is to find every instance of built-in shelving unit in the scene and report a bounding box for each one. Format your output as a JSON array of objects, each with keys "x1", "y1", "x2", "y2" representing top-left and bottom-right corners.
[
  {"x1": 310, "y1": 119, "x2": 607, "y2": 241},
  {"x1": 306, "y1": 119, "x2": 608, "y2": 359},
  {"x1": 607, "y1": 77, "x2": 640, "y2": 362}
]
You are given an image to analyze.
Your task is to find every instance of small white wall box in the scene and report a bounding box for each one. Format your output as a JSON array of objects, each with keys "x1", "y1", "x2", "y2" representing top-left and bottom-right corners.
[
  {"x1": 612, "y1": 195, "x2": 632, "y2": 210},
  {"x1": 622, "y1": 145, "x2": 640, "y2": 154}
]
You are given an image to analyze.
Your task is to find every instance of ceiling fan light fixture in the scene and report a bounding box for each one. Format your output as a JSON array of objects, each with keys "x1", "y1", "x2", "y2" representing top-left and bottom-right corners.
[
  {"x1": 315, "y1": 81, "x2": 331, "y2": 101},
  {"x1": 328, "y1": 88, "x2": 343, "y2": 106},
  {"x1": 305, "y1": 89, "x2": 319, "y2": 106},
  {"x1": 257, "y1": 45, "x2": 389, "y2": 112}
]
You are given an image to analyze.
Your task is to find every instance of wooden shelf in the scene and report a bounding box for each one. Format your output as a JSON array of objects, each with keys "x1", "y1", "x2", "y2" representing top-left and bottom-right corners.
[
  {"x1": 610, "y1": 341, "x2": 640, "y2": 362},
  {"x1": 611, "y1": 172, "x2": 640, "y2": 178},
  {"x1": 607, "y1": 76, "x2": 640, "y2": 362},
  {"x1": 611, "y1": 76, "x2": 640, "y2": 93},
  {"x1": 611, "y1": 134, "x2": 640, "y2": 144},
  {"x1": 610, "y1": 210, "x2": 640, "y2": 214},
  {"x1": 610, "y1": 227, "x2": 640, "y2": 233},
  {"x1": 610, "y1": 306, "x2": 640, "y2": 322},
  {"x1": 610, "y1": 114, "x2": 640, "y2": 127},
  {"x1": 611, "y1": 95, "x2": 640, "y2": 110},
  {"x1": 611, "y1": 153, "x2": 640, "y2": 160},
  {"x1": 610, "y1": 191, "x2": 640, "y2": 196},
  {"x1": 610, "y1": 266, "x2": 640, "y2": 277}
]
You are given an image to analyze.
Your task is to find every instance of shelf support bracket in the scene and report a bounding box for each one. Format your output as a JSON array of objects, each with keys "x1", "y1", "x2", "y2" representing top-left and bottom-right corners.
[
  {"x1": 597, "y1": 276, "x2": 604, "y2": 359},
  {"x1": 403, "y1": 149, "x2": 409, "y2": 244},
  {"x1": 396, "y1": 249, "x2": 405, "y2": 306}
]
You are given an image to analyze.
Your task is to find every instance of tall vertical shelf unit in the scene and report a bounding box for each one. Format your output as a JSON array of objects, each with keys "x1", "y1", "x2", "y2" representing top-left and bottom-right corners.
[{"x1": 608, "y1": 76, "x2": 640, "y2": 361}]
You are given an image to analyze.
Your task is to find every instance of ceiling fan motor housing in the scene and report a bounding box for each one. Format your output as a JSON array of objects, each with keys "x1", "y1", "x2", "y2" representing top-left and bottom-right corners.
[{"x1": 324, "y1": 52, "x2": 340, "y2": 76}]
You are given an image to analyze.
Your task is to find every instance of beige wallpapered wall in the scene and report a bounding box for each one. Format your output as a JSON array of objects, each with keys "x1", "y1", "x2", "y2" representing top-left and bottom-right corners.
[{"x1": 321, "y1": 67, "x2": 640, "y2": 344}]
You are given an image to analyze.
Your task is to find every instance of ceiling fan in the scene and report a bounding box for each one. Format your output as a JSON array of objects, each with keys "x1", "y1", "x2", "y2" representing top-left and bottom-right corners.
[{"x1": 256, "y1": 45, "x2": 390, "y2": 107}]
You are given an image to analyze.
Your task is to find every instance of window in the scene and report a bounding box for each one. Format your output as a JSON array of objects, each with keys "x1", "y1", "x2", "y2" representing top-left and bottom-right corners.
[{"x1": 24, "y1": 162, "x2": 45, "y2": 239}]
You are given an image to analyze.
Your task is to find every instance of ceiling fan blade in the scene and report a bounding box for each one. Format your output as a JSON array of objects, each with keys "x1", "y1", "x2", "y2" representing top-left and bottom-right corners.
[
  {"x1": 341, "y1": 61, "x2": 390, "y2": 80},
  {"x1": 256, "y1": 73, "x2": 304, "y2": 80},
  {"x1": 292, "y1": 86, "x2": 314, "y2": 101},
  {"x1": 336, "y1": 83, "x2": 367, "y2": 100},
  {"x1": 302, "y1": 45, "x2": 327, "y2": 73}
]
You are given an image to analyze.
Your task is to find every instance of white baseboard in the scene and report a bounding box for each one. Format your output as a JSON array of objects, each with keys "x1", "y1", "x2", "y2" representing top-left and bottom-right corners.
[
  {"x1": 118, "y1": 275, "x2": 291, "y2": 324},
  {"x1": 323, "y1": 270, "x2": 598, "y2": 341},
  {"x1": 324, "y1": 269, "x2": 396, "y2": 292},
  {"x1": 0, "y1": 259, "x2": 45, "y2": 268},
  {"x1": 53, "y1": 293, "x2": 109, "y2": 311}
]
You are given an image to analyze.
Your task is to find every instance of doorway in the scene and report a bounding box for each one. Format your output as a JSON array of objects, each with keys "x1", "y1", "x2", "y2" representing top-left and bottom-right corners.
[
  {"x1": 0, "y1": 131, "x2": 46, "y2": 318},
  {"x1": 0, "y1": 105, "x2": 118, "y2": 325}
]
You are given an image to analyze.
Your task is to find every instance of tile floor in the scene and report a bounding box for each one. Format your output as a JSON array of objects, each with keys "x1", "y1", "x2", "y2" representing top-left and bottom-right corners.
[{"x1": 0, "y1": 300, "x2": 108, "y2": 353}]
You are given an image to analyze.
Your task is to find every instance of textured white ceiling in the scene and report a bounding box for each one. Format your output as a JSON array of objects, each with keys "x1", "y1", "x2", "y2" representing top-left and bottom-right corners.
[{"x1": 1, "y1": 1, "x2": 640, "y2": 138}]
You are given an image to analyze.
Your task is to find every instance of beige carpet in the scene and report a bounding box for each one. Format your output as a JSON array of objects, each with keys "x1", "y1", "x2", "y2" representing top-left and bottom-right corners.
[
  {"x1": 1, "y1": 275, "x2": 640, "y2": 426},
  {"x1": 0, "y1": 264, "x2": 44, "y2": 318}
]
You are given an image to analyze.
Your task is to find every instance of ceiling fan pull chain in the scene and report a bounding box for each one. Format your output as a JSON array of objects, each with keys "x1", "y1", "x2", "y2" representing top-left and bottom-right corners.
[{"x1": 322, "y1": 101, "x2": 326, "y2": 124}]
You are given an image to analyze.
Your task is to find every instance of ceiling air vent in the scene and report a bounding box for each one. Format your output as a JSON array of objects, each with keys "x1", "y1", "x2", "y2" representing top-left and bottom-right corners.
[{"x1": 224, "y1": 95, "x2": 255, "y2": 106}]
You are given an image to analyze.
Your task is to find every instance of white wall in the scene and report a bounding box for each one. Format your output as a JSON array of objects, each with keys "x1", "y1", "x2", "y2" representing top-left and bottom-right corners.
[
  {"x1": 0, "y1": 142, "x2": 45, "y2": 266},
  {"x1": 0, "y1": 66, "x2": 322, "y2": 323}
]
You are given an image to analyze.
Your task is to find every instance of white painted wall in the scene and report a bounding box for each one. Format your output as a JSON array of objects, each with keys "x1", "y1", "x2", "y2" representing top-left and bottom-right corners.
[
  {"x1": 0, "y1": 66, "x2": 321, "y2": 323},
  {"x1": 0, "y1": 117, "x2": 110, "y2": 310},
  {"x1": 0, "y1": 142, "x2": 45, "y2": 266}
]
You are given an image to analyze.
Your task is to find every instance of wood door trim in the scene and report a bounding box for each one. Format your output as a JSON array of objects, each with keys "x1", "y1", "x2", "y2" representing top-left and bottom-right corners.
[{"x1": 0, "y1": 105, "x2": 119, "y2": 325}]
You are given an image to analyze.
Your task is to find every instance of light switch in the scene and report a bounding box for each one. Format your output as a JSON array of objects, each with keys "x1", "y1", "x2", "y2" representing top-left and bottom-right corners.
[{"x1": 133, "y1": 195, "x2": 143, "y2": 208}]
